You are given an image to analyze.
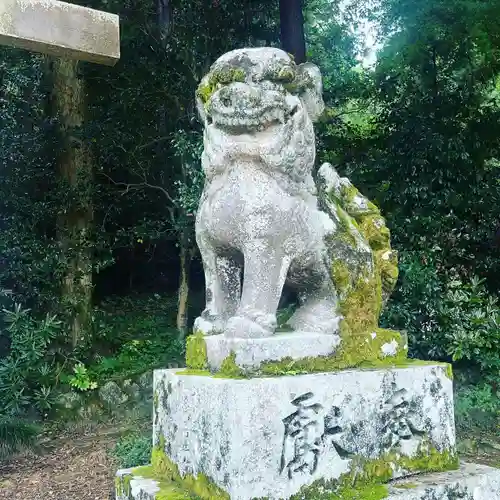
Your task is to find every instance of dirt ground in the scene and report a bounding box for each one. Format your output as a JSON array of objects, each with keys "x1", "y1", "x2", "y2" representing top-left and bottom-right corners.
[{"x1": 0, "y1": 424, "x2": 123, "y2": 500}]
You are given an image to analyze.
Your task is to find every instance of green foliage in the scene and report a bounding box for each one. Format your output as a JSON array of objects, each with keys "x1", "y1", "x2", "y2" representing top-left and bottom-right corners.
[
  {"x1": 68, "y1": 363, "x2": 98, "y2": 392},
  {"x1": 87, "y1": 294, "x2": 184, "y2": 382},
  {"x1": 0, "y1": 305, "x2": 63, "y2": 418},
  {"x1": 92, "y1": 294, "x2": 178, "y2": 351},
  {"x1": 0, "y1": 304, "x2": 64, "y2": 459},
  {"x1": 0, "y1": 416, "x2": 40, "y2": 461},
  {"x1": 383, "y1": 251, "x2": 500, "y2": 380},
  {"x1": 111, "y1": 432, "x2": 152, "y2": 468},
  {"x1": 89, "y1": 334, "x2": 184, "y2": 384},
  {"x1": 370, "y1": 0, "x2": 500, "y2": 286},
  {"x1": 454, "y1": 382, "x2": 500, "y2": 436}
]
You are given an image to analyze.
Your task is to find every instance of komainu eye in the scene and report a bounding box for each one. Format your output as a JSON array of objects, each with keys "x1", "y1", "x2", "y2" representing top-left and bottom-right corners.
[{"x1": 275, "y1": 67, "x2": 296, "y2": 83}]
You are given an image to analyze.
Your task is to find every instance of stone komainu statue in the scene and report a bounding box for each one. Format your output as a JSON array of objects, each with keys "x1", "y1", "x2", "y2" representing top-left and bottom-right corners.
[{"x1": 193, "y1": 48, "x2": 398, "y2": 339}]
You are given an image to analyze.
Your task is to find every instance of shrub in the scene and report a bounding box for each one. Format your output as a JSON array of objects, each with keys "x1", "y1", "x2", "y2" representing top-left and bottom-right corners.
[
  {"x1": 383, "y1": 250, "x2": 500, "y2": 380},
  {"x1": 382, "y1": 250, "x2": 450, "y2": 359},
  {"x1": 0, "y1": 304, "x2": 63, "y2": 418},
  {"x1": 111, "y1": 432, "x2": 152, "y2": 468},
  {"x1": 454, "y1": 382, "x2": 500, "y2": 436},
  {"x1": 0, "y1": 416, "x2": 40, "y2": 461},
  {"x1": 88, "y1": 294, "x2": 184, "y2": 382}
]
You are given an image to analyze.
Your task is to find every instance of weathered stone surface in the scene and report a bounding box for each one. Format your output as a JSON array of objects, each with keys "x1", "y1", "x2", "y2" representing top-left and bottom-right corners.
[
  {"x1": 153, "y1": 364, "x2": 456, "y2": 499},
  {"x1": 387, "y1": 462, "x2": 500, "y2": 499},
  {"x1": 0, "y1": 0, "x2": 120, "y2": 65},
  {"x1": 137, "y1": 371, "x2": 153, "y2": 392},
  {"x1": 57, "y1": 390, "x2": 83, "y2": 410},
  {"x1": 99, "y1": 380, "x2": 128, "y2": 407},
  {"x1": 204, "y1": 331, "x2": 341, "y2": 371},
  {"x1": 193, "y1": 47, "x2": 397, "y2": 341}
]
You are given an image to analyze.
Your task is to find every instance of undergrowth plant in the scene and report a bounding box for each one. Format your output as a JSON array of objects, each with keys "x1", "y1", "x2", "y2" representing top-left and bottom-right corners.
[
  {"x1": 111, "y1": 431, "x2": 152, "y2": 468},
  {"x1": 383, "y1": 250, "x2": 500, "y2": 381},
  {"x1": 0, "y1": 304, "x2": 63, "y2": 458},
  {"x1": 454, "y1": 381, "x2": 500, "y2": 437}
]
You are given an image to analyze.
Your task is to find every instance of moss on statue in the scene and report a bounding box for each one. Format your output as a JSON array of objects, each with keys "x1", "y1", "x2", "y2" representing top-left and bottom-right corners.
[
  {"x1": 333, "y1": 204, "x2": 359, "y2": 247},
  {"x1": 337, "y1": 269, "x2": 383, "y2": 335},
  {"x1": 185, "y1": 330, "x2": 208, "y2": 370},
  {"x1": 331, "y1": 260, "x2": 351, "y2": 294},
  {"x1": 196, "y1": 68, "x2": 246, "y2": 104},
  {"x1": 340, "y1": 183, "x2": 359, "y2": 205},
  {"x1": 282, "y1": 71, "x2": 314, "y2": 95},
  {"x1": 324, "y1": 171, "x2": 399, "y2": 335},
  {"x1": 359, "y1": 215, "x2": 391, "y2": 250}
]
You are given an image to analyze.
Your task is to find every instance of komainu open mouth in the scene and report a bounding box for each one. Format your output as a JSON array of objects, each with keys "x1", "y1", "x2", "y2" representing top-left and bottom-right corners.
[{"x1": 207, "y1": 103, "x2": 299, "y2": 134}]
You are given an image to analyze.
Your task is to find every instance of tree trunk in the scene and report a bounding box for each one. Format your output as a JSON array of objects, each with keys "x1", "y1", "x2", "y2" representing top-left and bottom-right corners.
[
  {"x1": 49, "y1": 58, "x2": 93, "y2": 348},
  {"x1": 280, "y1": 0, "x2": 306, "y2": 64},
  {"x1": 176, "y1": 229, "x2": 194, "y2": 340}
]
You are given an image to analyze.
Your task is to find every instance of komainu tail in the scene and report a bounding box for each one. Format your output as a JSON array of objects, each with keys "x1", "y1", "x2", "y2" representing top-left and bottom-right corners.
[{"x1": 316, "y1": 163, "x2": 398, "y2": 335}]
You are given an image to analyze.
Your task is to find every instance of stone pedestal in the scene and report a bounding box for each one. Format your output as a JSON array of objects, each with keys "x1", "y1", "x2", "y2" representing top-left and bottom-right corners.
[
  {"x1": 204, "y1": 331, "x2": 341, "y2": 372},
  {"x1": 151, "y1": 364, "x2": 456, "y2": 499},
  {"x1": 115, "y1": 361, "x2": 500, "y2": 499}
]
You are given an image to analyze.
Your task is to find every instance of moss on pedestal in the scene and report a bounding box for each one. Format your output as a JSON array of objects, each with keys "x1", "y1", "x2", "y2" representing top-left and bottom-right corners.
[
  {"x1": 115, "y1": 473, "x2": 132, "y2": 499},
  {"x1": 118, "y1": 436, "x2": 230, "y2": 500},
  {"x1": 288, "y1": 438, "x2": 458, "y2": 500},
  {"x1": 260, "y1": 327, "x2": 406, "y2": 376},
  {"x1": 117, "y1": 430, "x2": 457, "y2": 500},
  {"x1": 218, "y1": 351, "x2": 245, "y2": 378},
  {"x1": 185, "y1": 330, "x2": 208, "y2": 370}
]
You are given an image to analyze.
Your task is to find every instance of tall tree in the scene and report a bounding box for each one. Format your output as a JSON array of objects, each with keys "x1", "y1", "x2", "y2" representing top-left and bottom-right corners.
[
  {"x1": 280, "y1": 0, "x2": 306, "y2": 63},
  {"x1": 48, "y1": 57, "x2": 94, "y2": 347}
]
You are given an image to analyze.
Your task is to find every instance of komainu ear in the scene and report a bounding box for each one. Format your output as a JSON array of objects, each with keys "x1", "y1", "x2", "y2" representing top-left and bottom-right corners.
[
  {"x1": 195, "y1": 74, "x2": 209, "y2": 124},
  {"x1": 297, "y1": 62, "x2": 325, "y2": 122}
]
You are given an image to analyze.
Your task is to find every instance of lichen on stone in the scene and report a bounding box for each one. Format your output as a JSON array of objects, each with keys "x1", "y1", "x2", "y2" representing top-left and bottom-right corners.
[{"x1": 185, "y1": 330, "x2": 208, "y2": 370}]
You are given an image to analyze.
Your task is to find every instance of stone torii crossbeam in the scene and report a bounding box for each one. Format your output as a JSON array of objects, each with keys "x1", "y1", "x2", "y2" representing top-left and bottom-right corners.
[{"x1": 0, "y1": 0, "x2": 120, "y2": 65}]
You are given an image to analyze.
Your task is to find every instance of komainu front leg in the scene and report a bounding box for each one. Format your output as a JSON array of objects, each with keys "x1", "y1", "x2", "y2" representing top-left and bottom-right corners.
[
  {"x1": 194, "y1": 238, "x2": 241, "y2": 335},
  {"x1": 225, "y1": 242, "x2": 291, "y2": 339}
]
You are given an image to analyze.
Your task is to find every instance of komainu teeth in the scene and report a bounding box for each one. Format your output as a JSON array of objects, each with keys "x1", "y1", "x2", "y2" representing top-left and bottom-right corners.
[{"x1": 211, "y1": 106, "x2": 289, "y2": 129}]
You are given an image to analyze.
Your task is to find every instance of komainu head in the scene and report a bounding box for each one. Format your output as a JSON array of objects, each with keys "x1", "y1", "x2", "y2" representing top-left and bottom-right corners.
[{"x1": 196, "y1": 48, "x2": 325, "y2": 186}]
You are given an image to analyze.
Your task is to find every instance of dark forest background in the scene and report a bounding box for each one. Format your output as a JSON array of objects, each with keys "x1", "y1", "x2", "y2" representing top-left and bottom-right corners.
[{"x1": 1, "y1": 0, "x2": 500, "y2": 455}]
